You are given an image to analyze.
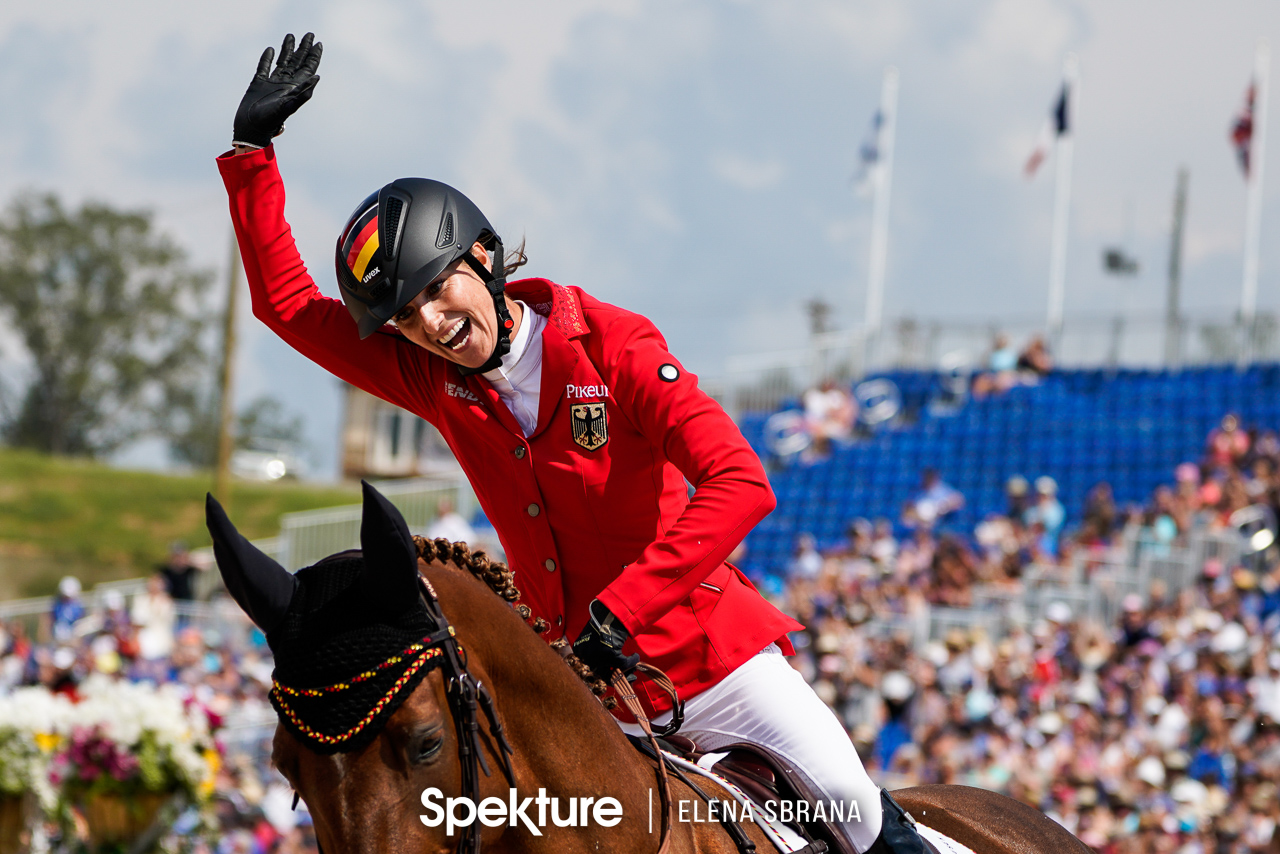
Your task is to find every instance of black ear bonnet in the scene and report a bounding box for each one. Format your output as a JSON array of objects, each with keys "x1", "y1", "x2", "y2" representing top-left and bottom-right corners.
[{"x1": 206, "y1": 483, "x2": 441, "y2": 754}]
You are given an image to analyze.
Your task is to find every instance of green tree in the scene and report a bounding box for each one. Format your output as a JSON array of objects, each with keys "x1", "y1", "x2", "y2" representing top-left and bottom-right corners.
[{"x1": 0, "y1": 194, "x2": 211, "y2": 455}]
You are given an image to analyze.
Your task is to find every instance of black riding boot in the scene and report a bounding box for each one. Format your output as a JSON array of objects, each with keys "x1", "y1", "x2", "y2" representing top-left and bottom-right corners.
[{"x1": 863, "y1": 789, "x2": 937, "y2": 854}]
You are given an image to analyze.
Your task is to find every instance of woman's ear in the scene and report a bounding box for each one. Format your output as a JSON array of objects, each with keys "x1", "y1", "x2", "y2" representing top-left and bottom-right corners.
[{"x1": 469, "y1": 241, "x2": 491, "y2": 271}]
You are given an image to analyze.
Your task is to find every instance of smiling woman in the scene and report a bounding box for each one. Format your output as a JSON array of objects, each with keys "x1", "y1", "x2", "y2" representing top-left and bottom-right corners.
[{"x1": 219, "y1": 32, "x2": 932, "y2": 854}]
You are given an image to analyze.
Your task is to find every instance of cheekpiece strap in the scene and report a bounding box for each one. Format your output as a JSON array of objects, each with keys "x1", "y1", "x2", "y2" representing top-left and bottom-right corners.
[
  {"x1": 458, "y1": 245, "x2": 512, "y2": 376},
  {"x1": 414, "y1": 574, "x2": 517, "y2": 854}
]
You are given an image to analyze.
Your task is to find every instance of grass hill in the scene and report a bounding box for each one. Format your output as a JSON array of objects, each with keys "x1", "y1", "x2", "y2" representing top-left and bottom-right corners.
[{"x1": 0, "y1": 448, "x2": 360, "y2": 599}]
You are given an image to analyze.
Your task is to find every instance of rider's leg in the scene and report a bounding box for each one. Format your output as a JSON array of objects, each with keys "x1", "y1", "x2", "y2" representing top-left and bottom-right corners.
[{"x1": 621, "y1": 644, "x2": 924, "y2": 853}]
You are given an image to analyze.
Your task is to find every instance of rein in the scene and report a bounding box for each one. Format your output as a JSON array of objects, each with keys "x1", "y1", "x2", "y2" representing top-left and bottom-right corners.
[{"x1": 610, "y1": 664, "x2": 682, "y2": 854}]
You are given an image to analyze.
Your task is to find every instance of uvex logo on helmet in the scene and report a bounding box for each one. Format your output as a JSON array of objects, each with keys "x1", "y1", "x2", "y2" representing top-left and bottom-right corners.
[{"x1": 334, "y1": 178, "x2": 512, "y2": 366}]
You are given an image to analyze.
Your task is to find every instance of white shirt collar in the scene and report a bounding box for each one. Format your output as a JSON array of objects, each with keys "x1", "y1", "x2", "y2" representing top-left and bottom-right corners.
[{"x1": 482, "y1": 300, "x2": 544, "y2": 387}]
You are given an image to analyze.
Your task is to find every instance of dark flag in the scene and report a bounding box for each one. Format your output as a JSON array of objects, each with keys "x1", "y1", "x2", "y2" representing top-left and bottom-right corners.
[
  {"x1": 852, "y1": 109, "x2": 884, "y2": 195},
  {"x1": 1232, "y1": 82, "x2": 1256, "y2": 177},
  {"x1": 1025, "y1": 84, "x2": 1070, "y2": 178}
]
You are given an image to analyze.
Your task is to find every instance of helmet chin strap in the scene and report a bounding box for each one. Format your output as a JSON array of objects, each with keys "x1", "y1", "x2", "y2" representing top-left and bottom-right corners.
[{"x1": 456, "y1": 244, "x2": 513, "y2": 376}]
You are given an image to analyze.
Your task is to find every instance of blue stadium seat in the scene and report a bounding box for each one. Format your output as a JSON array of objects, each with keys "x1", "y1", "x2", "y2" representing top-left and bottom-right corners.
[{"x1": 741, "y1": 362, "x2": 1280, "y2": 577}]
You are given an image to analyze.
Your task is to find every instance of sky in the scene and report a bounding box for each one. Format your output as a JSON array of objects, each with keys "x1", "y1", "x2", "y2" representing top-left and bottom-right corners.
[{"x1": 2, "y1": 0, "x2": 1279, "y2": 479}]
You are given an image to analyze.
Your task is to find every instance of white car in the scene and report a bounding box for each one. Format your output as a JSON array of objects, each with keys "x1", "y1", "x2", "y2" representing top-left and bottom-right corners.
[{"x1": 230, "y1": 447, "x2": 307, "y2": 481}]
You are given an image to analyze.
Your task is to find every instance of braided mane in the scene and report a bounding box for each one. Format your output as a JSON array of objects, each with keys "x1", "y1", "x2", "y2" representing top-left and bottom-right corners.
[{"x1": 411, "y1": 536, "x2": 616, "y2": 708}]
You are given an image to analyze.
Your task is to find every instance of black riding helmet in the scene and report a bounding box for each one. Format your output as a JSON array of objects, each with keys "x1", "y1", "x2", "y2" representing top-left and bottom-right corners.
[{"x1": 335, "y1": 178, "x2": 514, "y2": 372}]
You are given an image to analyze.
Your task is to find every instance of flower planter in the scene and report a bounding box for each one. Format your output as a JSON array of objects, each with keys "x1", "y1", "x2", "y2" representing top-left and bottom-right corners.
[
  {"x1": 0, "y1": 795, "x2": 27, "y2": 854},
  {"x1": 82, "y1": 792, "x2": 168, "y2": 848}
]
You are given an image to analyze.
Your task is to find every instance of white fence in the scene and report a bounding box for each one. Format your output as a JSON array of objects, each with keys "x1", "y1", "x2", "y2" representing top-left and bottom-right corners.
[
  {"x1": 199, "y1": 474, "x2": 502, "y2": 573},
  {"x1": 2, "y1": 488, "x2": 1247, "y2": 657}
]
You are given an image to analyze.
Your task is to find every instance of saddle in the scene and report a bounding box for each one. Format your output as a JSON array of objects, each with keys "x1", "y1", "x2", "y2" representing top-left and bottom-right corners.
[
  {"x1": 615, "y1": 667, "x2": 938, "y2": 854},
  {"x1": 637, "y1": 733, "x2": 857, "y2": 854}
]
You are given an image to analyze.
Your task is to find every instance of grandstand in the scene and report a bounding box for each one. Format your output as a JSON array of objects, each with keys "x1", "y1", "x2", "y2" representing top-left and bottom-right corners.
[{"x1": 738, "y1": 363, "x2": 1280, "y2": 578}]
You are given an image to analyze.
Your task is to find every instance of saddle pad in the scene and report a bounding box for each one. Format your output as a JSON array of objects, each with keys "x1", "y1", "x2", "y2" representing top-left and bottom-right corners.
[
  {"x1": 660, "y1": 749, "x2": 808, "y2": 852},
  {"x1": 671, "y1": 748, "x2": 978, "y2": 854},
  {"x1": 917, "y1": 823, "x2": 978, "y2": 854}
]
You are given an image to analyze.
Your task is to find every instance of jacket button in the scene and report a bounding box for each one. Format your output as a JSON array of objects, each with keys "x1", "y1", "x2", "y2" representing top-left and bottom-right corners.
[
  {"x1": 556, "y1": 615, "x2": 563, "y2": 627},
  {"x1": 514, "y1": 447, "x2": 526, "y2": 459},
  {"x1": 545, "y1": 559, "x2": 556, "y2": 572},
  {"x1": 527, "y1": 503, "x2": 540, "y2": 517}
]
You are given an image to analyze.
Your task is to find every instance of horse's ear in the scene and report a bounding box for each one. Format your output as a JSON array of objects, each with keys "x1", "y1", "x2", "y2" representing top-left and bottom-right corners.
[
  {"x1": 358, "y1": 481, "x2": 421, "y2": 610},
  {"x1": 205, "y1": 493, "x2": 297, "y2": 634}
]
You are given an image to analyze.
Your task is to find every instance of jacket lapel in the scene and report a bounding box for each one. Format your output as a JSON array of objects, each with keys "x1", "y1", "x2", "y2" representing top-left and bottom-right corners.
[{"x1": 529, "y1": 322, "x2": 578, "y2": 440}]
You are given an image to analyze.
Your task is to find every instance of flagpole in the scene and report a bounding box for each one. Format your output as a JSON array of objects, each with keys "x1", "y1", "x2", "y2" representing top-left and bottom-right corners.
[
  {"x1": 1046, "y1": 53, "x2": 1078, "y2": 352},
  {"x1": 1241, "y1": 39, "x2": 1270, "y2": 367},
  {"x1": 864, "y1": 65, "x2": 898, "y2": 371}
]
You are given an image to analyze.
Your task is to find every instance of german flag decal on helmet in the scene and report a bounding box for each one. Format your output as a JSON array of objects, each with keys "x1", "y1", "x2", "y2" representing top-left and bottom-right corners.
[
  {"x1": 334, "y1": 178, "x2": 499, "y2": 340},
  {"x1": 342, "y1": 206, "x2": 382, "y2": 284}
]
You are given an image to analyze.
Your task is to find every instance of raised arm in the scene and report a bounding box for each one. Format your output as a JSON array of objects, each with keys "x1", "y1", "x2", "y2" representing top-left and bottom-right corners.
[{"x1": 219, "y1": 34, "x2": 437, "y2": 419}]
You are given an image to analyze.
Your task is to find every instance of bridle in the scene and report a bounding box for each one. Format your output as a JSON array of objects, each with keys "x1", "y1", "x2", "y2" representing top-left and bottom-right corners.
[
  {"x1": 290, "y1": 573, "x2": 516, "y2": 854},
  {"x1": 415, "y1": 570, "x2": 680, "y2": 854},
  {"x1": 293, "y1": 573, "x2": 682, "y2": 854}
]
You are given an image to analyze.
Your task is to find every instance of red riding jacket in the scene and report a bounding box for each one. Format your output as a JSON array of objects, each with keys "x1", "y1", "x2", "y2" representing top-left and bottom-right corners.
[{"x1": 218, "y1": 147, "x2": 800, "y2": 714}]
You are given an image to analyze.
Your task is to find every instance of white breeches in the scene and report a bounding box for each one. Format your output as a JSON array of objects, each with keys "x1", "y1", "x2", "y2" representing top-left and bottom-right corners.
[{"x1": 619, "y1": 645, "x2": 883, "y2": 852}]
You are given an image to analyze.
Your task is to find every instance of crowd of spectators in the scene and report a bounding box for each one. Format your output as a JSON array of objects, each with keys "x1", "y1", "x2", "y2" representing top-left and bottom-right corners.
[
  {"x1": 9, "y1": 413, "x2": 1280, "y2": 850},
  {"x1": 2, "y1": 561, "x2": 314, "y2": 854},
  {"x1": 784, "y1": 412, "x2": 1280, "y2": 613},
  {"x1": 971, "y1": 333, "x2": 1054, "y2": 399},
  {"x1": 778, "y1": 415, "x2": 1280, "y2": 851}
]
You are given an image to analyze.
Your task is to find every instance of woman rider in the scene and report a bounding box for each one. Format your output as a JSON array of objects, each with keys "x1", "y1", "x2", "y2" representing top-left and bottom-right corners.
[{"x1": 221, "y1": 33, "x2": 928, "y2": 854}]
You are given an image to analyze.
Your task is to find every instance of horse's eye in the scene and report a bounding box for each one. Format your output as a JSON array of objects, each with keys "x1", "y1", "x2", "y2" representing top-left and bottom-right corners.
[{"x1": 410, "y1": 729, "x2": 445, "y2": 765}]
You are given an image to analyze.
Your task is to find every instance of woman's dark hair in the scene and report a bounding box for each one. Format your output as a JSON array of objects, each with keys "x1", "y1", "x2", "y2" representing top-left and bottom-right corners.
[{"x1": 480, "y1": 232, "x2": 528, "y2": 278}]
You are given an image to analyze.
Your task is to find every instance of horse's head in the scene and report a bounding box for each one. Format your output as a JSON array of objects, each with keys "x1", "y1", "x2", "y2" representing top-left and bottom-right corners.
[{"x1": 206, "y1": 483, "x2": 529, "y2": 853}]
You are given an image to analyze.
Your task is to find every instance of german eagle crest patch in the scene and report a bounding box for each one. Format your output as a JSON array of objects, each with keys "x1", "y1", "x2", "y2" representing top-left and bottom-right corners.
[{"x1": 570, "y1": 403, "x2": 608, "y2": 451}]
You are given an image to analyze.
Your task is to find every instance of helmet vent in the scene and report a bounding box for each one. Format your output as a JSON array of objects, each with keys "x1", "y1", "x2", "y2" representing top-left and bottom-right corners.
[
  {"x1": 382, "y1": 198, "x2": 404, "y2": 260},
  {"x1": 366, "y1": 280, "x2": 392, "y2": 302},
  {"x1": 436, "y1": 212, "x2": 454, "y2": 250}
]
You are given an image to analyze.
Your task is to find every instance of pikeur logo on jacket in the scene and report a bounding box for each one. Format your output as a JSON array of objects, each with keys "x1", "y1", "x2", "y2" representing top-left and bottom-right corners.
[{"x1": 219, "y1": 147, "x2": 800, "y2": 716}]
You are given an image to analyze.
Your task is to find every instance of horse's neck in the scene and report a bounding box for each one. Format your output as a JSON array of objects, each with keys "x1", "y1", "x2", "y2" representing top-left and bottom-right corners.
[
  {"x1": 481, "y1": 640, "x2": 758, "y2": 854},
  {"x1": 486, "y1": 645, "x2": 665, "y2": 850},
  {"x1": 438, "y1": 568, "x2": 684, "y2": 852}
]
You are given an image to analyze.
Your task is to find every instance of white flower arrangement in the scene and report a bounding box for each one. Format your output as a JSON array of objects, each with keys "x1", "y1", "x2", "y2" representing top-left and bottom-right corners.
[
  {"x1": 50, "y1": 676, "x2": 216, "y2": 800},
  {"x1": 66, "y1": 676, "x2": 213, "y2": 793},
  {"x1": 0, "y1": 687, "x2": 71, "y2": 812},
  {"x1": 0, "y1": 677, "x2": 216, "y2": 808}
]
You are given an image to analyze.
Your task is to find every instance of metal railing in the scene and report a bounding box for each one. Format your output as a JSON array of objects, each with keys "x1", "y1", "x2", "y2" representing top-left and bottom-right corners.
[
  {"x1": 859, "y1": 526, "x2": 1248, "y2": 652},
  {"x1": 272, "y1": 475, "x2": 499, "y2": 570},
  {"x1": 0, "y1": 475, "x2": 503, "y2": 635}
]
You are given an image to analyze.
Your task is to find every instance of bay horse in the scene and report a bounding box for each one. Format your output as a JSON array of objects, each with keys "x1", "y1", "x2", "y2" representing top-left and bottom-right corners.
[{"x1": 206, "y1": 483, "x2": 1089, "y2": 854}]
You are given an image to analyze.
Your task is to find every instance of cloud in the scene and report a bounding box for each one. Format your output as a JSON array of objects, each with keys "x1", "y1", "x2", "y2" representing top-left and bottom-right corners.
[
  {"x1": 710, "y1": 151, "x2": 787, "y2": 191},
  {"x1": 5, "y1": 0, "x2": 1280, "y2": 474}
]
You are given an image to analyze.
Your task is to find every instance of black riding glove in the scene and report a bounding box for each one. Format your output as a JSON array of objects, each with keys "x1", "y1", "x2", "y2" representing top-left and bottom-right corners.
[
  {"x1": 233, "y1": 32, "x2": 323, "y2": 148},
  {"x1": 572, "y1": 599, "x2": 640, "y2": 681}
]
